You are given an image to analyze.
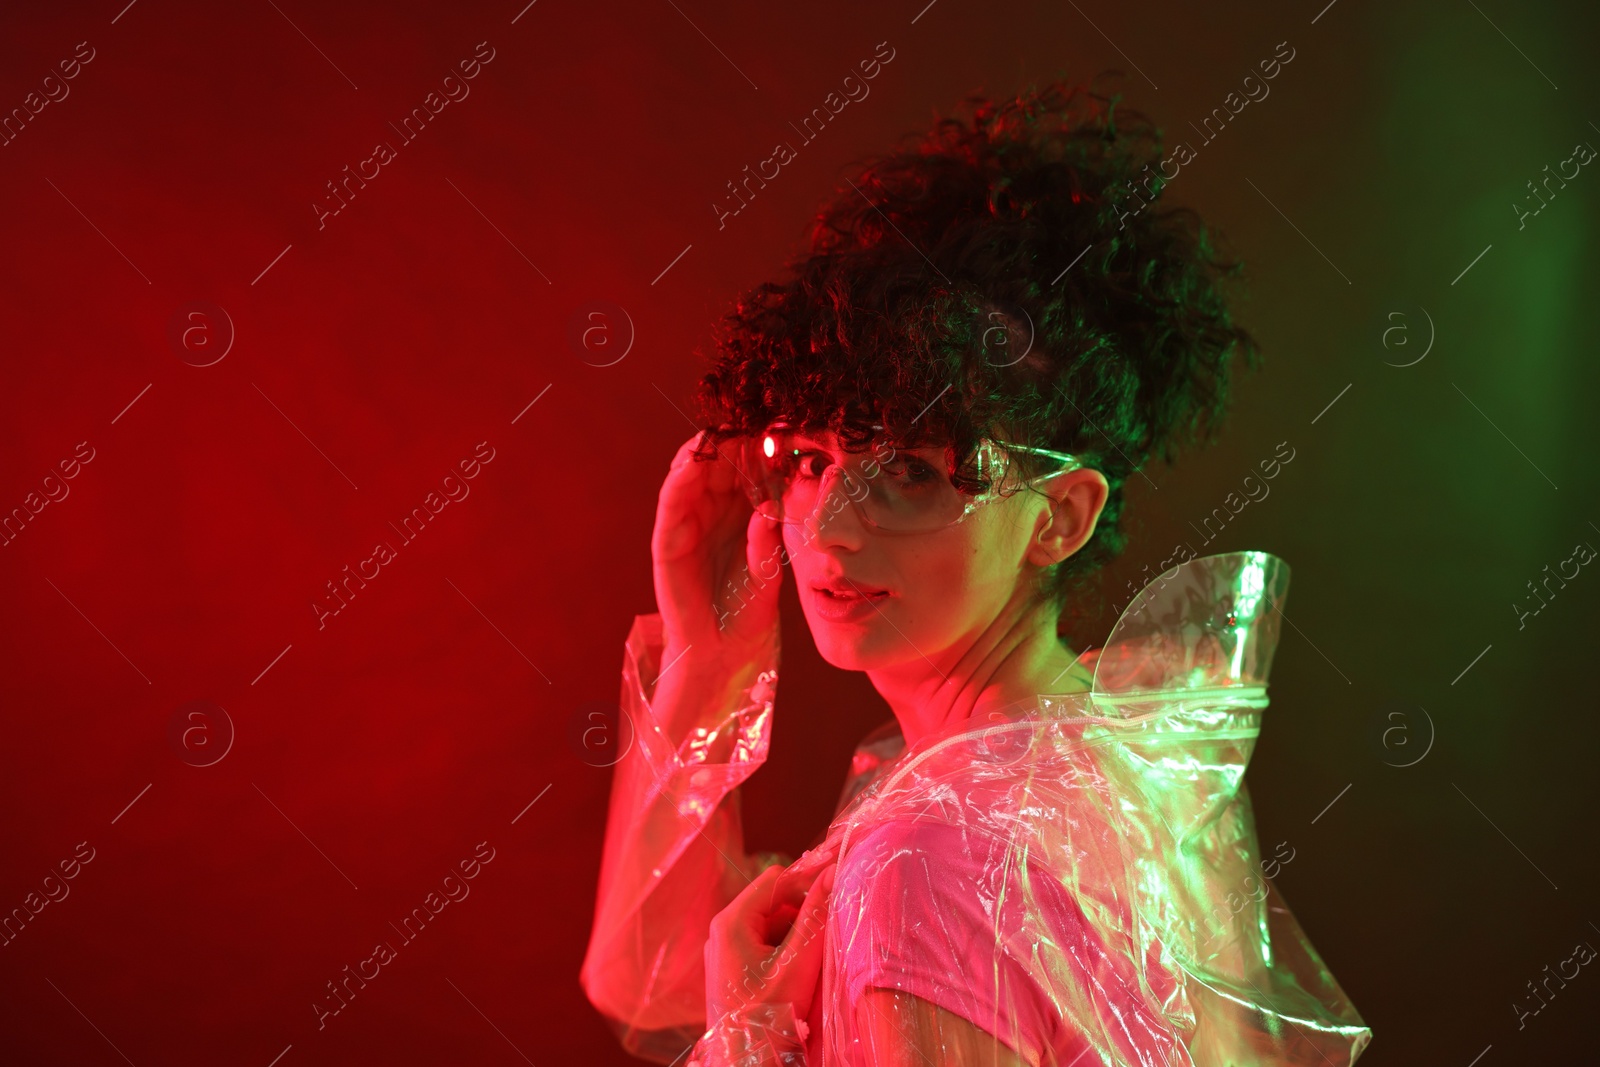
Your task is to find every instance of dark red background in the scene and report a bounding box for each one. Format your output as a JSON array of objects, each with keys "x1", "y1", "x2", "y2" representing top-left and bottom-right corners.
[{"x1": 3, "y1": 1, "x2": 1597, "y2": 1063}]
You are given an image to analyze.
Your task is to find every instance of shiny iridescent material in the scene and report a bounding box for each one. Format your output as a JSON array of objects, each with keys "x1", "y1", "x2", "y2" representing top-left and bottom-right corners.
[{"x1": 581, "y1": 550, "x2": 1372, "y2": 1065}]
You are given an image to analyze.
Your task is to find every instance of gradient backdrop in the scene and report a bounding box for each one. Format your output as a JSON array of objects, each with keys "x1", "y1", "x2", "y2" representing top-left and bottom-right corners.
[{"x1": 2, "y1": 0, "x2": 1597, "y2": 1063}]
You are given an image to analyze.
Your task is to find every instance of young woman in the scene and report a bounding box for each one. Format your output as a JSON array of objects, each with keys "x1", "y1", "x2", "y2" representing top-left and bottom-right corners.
[{"x1": 580, "y1": 81, "x2": 1372, "y2": 1066}]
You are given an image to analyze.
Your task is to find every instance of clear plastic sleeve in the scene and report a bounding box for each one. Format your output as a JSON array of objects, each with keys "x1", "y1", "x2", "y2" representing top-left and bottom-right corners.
[{"x1": 579, "y1": 612, "x2": 786, "y2": 1062}]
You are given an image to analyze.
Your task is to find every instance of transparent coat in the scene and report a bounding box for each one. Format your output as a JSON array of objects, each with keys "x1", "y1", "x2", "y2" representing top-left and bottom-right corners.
[{"x1": 581, "y1": 550, "x2": 1372, "y2": 1066}]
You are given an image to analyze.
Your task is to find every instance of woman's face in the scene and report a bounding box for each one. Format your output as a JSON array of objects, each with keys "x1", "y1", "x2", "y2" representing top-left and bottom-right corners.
[{"x1": 778, "y1": 430, "x2": 1059, "y2": 672}]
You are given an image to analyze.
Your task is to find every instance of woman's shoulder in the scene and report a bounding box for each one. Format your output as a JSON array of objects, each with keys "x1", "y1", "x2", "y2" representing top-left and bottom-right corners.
[
  {"x1": 839, "y1": 812, "x2": 1010, "y2": 878},
  {"x1": 835, "y1": 751, "x2": 1068, "y2": 884}
]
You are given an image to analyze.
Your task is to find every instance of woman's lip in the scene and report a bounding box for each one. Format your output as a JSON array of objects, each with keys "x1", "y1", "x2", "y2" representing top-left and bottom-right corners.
[
  {"x1": 809, "y1": 586, "x2": 890, "y2": 621},
  {"x1": 811, "y1": 586, "x2": 889, "y2": 599}
]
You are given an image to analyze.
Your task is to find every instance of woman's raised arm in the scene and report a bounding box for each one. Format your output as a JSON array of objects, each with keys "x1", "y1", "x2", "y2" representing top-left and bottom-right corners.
[{"x1": 580, "y1": 431, "x2": 789, "y2": 1062}]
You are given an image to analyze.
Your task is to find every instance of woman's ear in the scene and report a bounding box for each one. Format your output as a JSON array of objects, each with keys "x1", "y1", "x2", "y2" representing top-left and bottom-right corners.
[{"x1": 1027, "y1": 468, "x2": 1108, "y2": 567}]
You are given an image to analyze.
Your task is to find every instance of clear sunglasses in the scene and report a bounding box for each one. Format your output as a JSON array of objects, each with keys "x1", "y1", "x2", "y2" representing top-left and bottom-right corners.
[{"x1": 739, "y1": 422, "x2": 1086, "y2": 534}]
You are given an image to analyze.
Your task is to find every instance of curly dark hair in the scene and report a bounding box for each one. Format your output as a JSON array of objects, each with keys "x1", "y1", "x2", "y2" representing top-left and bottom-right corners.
[{"x1": 689, "y1": 76, "x2": 1260, "y2": 613}]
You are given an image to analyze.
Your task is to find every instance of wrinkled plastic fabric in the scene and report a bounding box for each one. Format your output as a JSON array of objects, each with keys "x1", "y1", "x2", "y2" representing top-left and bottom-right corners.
[{"x1": 581, "y1": 550, "x2": 1373, "y2": 1066}]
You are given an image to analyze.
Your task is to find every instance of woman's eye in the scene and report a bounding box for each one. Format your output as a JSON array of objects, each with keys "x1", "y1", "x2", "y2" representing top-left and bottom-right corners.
[
  {"x1": 886, "y1": 458, "x2": 939, "y2": 484},
  {"x1": 794, "y1": 452, "x2": 830, "y2": 478}
]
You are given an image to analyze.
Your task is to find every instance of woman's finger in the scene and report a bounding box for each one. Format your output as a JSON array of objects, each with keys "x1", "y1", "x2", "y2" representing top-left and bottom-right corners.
[
  {"x1": 701, "y1": 437, "x2": 741, "y2": 494},
  {"x1": 790, "y1": 863, "x2": 836, "y2": 944},
  {"x1": 738, "y1": 508, "x2": 784, "y2": 611},
  {"x1": 669, "y1": 430, "x2": 707, "y2": 471},
  {"x1": 760, "y1": 862, "x2": 833, "y2": 959},
  {"x1": 717, "y1": 862, "x2": 785, "y2": 943},
  {"x1": 772, "y1": 841, "x2": 838, "y2": 901},
  {"x1": 653, "y1": 432, "x2": 745, "y2": 591},
  {"x1": 765, "y1": 863, "x2": 836, "y2": 1003}
]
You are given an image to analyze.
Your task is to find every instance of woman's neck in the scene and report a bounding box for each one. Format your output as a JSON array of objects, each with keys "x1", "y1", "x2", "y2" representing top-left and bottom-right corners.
[{"x1": 865, "y1": 591, "x2": 1092, "y2": 750}]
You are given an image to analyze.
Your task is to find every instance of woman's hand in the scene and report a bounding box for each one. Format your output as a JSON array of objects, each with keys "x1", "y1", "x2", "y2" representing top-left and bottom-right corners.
[
  {"x1": 704, "y1": 857, "x2": 837, "y2": 1027},
  {"x1": 652, "y1": 430, "x2": 785, "y2": 679}
]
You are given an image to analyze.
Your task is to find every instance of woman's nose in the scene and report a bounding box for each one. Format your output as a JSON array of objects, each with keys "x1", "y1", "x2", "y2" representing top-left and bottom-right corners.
[{"x1": 802, "y1": 464, "x2": 869, "y2": 544}]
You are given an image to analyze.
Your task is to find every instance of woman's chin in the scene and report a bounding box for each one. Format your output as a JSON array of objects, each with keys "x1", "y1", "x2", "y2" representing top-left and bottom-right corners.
[
  {"x1": 806, "y1": 624, "x2": 884, "y2": 672},
  {"x1": 810, "y1": 634, "x2": 869, "y2": 671},
  {"x1": 806, "y1": 621, "x2": 919, "y2": 673}
]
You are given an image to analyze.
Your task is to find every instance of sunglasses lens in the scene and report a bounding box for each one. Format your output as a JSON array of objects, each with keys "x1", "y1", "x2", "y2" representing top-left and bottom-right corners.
[{"x1": 751, "y1": 430, "x2": 983, "y2": 532}]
